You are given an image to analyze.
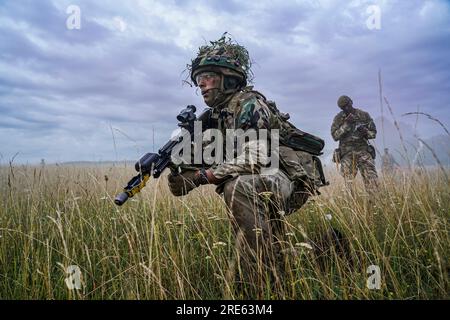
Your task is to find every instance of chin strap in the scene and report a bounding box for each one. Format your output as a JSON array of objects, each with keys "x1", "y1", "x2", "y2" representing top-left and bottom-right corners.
[{"x1": 211, "y1": 89, "x2": 238, "y2": 110}]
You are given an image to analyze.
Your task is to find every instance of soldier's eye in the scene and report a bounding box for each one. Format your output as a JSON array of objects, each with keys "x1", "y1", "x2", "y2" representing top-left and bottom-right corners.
[{"x1": 196, "y1": 72, "x2": 218, "y2": 83}]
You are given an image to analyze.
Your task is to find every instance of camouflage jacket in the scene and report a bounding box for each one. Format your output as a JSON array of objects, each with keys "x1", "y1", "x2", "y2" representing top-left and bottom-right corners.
[
  {"x1": 331, "y1": 108, "x2": 376, "y2": 156},
  {"x1": 205, "y1": 87, "x2": 319, "y2": 185}
]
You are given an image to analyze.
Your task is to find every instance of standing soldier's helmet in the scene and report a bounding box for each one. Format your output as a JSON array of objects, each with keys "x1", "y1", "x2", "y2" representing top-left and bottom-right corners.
[
  {"x1": 337, "y1": 95, "x2": 353, "y2": 108},
  {"x1": 188, "y1": 33, "x2": 252, "y2": 93}
]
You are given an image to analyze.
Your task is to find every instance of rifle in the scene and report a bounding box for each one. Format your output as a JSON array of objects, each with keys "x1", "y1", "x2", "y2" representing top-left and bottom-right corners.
[
  {"x1": 114, "y1": 105, "x2": 212, "y2": 206},
  {"x1": 353, "y1": 122, "x2": 370, "y2": 133}
]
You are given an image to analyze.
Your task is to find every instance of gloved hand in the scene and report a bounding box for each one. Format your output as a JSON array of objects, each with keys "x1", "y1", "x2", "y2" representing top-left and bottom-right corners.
[
  {"x1": 357, "y1": 125, "x2": 369, "y2": 137},
  {"x1": 167, "y1": 169, "x2": 199, "y2": 196}
]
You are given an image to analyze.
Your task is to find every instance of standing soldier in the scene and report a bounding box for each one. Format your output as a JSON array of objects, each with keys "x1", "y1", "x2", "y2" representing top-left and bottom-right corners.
[
  {"x1": 381, "y1": 148, "x2": 399, "y2": 175},
  {"x1": 166, "y1": 34, "x2": 326, "y2": 295},
  {"x1": 331, "y1": 95, "x2": 378, "y2": 193}
]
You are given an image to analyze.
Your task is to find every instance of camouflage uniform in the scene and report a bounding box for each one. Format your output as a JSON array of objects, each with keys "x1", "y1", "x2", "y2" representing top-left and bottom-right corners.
[
  {"x1": 202, "y1": 87, "x2": 322, "y2": 291},
  {"x1": 209, "y1": 88, "x2": 321, "y2": 264},
  {"x1": 331, "y1": 106, "x2": 378, "y2": 192}
]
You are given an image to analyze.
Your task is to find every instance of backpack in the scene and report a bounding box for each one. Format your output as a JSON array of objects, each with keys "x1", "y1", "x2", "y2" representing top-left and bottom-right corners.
[{"x1": 265, "y1": 100, "x2": 325, "y2": 156}]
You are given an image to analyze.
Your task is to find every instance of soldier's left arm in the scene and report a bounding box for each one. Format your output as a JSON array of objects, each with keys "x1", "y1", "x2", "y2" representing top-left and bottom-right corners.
[
  {"x1": 364, "y1": 111, "x2": 377, "y2": 139},
  {"x1": 207, "y1": 94, "x2": 276, "y2": 182}
]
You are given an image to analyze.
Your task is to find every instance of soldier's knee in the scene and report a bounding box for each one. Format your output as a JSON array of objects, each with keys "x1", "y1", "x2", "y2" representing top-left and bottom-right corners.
[
  {"x1": 224, "y1": 177, "x2": 245, "y2": 202},
  {"x1": 224, "y1": 176, "x2": 257, "y2": 204},
  {"x1": 223, "y1": 179, "x2": 237, "y2": 206}
]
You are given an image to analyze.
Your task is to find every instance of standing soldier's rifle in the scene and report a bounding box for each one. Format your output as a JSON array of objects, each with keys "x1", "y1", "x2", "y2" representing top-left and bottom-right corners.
[{"x1": 114, "y1": 105, "x2": 212, "y2": 206}]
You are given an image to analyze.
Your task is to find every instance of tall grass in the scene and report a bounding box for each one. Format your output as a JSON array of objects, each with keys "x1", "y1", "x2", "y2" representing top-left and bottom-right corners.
[{"x1": 0, "y1": 163, "x2": 448, "y2": 299}]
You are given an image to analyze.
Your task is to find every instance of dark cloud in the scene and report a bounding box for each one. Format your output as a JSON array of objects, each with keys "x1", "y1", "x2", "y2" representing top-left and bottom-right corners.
[{"x1": 0, "y1": 0, "x2": 449, "y2": 164}]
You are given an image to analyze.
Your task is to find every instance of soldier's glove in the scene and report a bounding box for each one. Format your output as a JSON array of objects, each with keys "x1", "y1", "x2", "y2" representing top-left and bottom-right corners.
[{"x1": 167, "y1": 168, "x2": 210, "y2": 196}]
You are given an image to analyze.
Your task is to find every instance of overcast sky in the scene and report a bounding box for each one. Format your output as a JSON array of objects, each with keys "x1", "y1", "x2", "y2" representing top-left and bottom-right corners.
[{"x1": 1, "y1": 0, "x2": 449, "y2": 164}]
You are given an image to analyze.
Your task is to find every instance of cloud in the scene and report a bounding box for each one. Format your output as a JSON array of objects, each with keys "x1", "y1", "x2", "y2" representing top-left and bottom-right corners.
[{"x1": 0, "y1": 0, "x2": 449, "y2": 164}]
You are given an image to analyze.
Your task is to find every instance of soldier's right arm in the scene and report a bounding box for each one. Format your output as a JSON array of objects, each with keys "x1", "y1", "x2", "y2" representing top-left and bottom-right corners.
[
  {"x1": 331, "y1": 113, "x2": 351, "y2": 141},
  {"x1": 208, "y1": 94, "x2": 274, "y2": 181}
]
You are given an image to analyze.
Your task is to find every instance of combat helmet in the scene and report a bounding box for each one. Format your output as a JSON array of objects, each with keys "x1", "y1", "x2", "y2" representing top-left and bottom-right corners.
[
  {"x1": 188, "y1": 33, "x2": 253, "y2": 91},
  {"x1": 337, "y1": 95, "x2": 353, "y2": 108}
]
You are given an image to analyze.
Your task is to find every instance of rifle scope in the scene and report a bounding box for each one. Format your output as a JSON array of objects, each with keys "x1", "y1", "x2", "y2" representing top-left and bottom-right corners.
[{"x1": 177, "y1": 105, "x2": 196, "y2": 123}]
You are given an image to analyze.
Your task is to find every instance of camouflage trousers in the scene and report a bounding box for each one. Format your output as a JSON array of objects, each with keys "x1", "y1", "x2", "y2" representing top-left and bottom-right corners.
[
  {"x1": 221, "y1": 170, "x2": 306, "y2": 296},
  {"x1": 382, "y1": 165, "x2": 396, "y2": 177},
  {"x1": 340, "y1": 150, "x2": 378, "y2": 193}
]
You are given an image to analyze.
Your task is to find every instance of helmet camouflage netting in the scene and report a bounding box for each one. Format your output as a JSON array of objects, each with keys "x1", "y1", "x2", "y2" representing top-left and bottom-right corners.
[{"x1": 187, "y1": 32, "x2": 253, "y2": 86}]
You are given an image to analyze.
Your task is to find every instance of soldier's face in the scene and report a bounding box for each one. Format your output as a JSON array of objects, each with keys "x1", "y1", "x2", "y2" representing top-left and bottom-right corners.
[
  {"x1": 340, "y1": 104, "x2": 353, "y2": 114},
  {"x1": 197, "y1": 72, "x2": 221, "y2": 106}
]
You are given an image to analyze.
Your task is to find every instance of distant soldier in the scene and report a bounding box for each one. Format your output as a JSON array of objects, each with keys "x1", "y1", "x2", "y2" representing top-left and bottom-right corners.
[
  {"x1": 331, "y1": 95, "x2": 378, "y2": 193},
  {"x1": 381, "y1": 148, "x2": 399, "y2": 175}
]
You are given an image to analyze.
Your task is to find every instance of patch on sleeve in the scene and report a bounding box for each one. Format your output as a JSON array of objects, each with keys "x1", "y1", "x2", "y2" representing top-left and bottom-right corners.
[{"x1": 237, "y1": 96, "x2": 256, "y2": 127}]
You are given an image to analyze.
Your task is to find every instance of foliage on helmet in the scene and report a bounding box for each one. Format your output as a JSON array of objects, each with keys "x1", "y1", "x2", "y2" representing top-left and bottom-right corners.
[{"x1": 187, "y1": 32, "x2": 253, "y2": 86}]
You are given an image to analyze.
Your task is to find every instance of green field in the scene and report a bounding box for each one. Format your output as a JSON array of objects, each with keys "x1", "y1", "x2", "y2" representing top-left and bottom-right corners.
[{"x1": 0, "y1": 164, "x2": 448, "y2": 299}]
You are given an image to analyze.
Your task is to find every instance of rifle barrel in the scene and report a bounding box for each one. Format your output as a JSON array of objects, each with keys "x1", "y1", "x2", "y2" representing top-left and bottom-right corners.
[{"x1": 114, "y1": 192, "x2": 129, "y2": 206}]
